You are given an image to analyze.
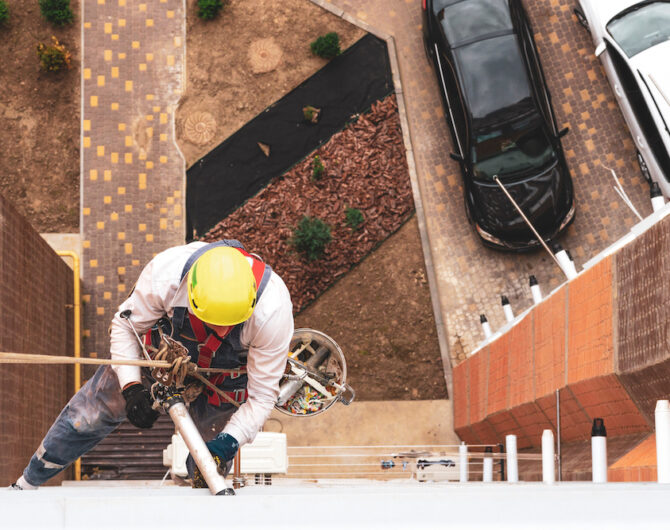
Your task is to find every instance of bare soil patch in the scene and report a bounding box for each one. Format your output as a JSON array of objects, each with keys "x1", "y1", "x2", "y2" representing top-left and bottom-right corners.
[{"x1": 0, "y1": 0, "x2": 80, "y2": 232}]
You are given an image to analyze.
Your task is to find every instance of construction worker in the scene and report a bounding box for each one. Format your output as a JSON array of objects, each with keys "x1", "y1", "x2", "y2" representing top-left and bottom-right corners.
[{"x1": 10, "y1": 239, "x2": 294, "y2": 490}]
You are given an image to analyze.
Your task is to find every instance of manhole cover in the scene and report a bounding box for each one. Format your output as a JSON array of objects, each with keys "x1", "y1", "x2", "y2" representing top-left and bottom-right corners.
[
  {"x1": 184, "y1": 111, "x2": 216, "y2": 145},
  {"x1": 248, "y1": 38, "x2": 282, "y2": 74}
]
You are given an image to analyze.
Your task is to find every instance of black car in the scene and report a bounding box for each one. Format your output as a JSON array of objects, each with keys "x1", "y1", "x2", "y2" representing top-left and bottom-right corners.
[{"x1": 422, "y1": 0, "x2": 575, "y2": 251}]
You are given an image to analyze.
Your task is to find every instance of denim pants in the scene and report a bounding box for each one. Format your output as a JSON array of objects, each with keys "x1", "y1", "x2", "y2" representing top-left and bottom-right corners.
[{"x1": 23, "y1": 366, "x2": 235, "y2": 486}]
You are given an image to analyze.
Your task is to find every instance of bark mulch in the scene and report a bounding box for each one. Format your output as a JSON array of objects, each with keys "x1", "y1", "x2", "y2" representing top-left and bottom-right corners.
[{"x1": 203, "y1": 95, "x2": 415, "y2": 312}]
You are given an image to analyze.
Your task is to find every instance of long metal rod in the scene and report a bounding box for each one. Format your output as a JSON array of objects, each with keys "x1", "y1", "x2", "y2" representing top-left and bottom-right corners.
[
  {"x1": 556, "y1": 388, "x2": 562, "y2": 481},
  {"x1": 493, "y1": 176, "x2": 565, "y2": 274}
]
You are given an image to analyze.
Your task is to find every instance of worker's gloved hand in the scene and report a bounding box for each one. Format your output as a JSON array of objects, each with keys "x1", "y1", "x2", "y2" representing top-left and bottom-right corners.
[
  {"x1": 122, "y1": 383, "x2": 159, "y2": 429},
  {"x1": 185, "y1": 433, "x2": 239, "y2": 484}
]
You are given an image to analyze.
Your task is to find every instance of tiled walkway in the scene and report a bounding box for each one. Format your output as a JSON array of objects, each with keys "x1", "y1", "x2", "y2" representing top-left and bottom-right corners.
[{"x1": 81, "y1": 0, "x2": 185, "y2": 359}]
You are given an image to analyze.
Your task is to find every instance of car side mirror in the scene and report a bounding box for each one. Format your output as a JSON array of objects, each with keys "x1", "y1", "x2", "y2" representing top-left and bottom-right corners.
[
  {"x1": 449, "y1": 152, "x2": 463, "y2": 163},
  {"x1": 595, "y1": 42, "x2": 606, "y2": 57},
  {"x1": 557, "y1": 127, "x2": 569, "y2": 138}
]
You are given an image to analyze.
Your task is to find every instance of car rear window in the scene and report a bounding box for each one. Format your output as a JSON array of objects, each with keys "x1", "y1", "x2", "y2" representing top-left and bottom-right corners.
[
  {"x1": 440, "y1": 0, "x2": 513, "y2": 47},
  {"x1": 607, "y1": 1, "x2": 670, "y2": 57}
]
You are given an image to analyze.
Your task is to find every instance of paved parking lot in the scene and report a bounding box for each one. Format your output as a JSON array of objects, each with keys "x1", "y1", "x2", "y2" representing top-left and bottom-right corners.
[{"x1": 324, "y1": 0, "x2": 652, "y2": 362}]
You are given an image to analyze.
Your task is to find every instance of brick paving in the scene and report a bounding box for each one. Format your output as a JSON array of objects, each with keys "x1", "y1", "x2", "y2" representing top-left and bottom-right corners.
[
  {"x1": 81, "y1": 0, "x2": 185, "y2": 360},
  {"x1": 320, "y1": 0, "x2": 652, "y2": 363}
]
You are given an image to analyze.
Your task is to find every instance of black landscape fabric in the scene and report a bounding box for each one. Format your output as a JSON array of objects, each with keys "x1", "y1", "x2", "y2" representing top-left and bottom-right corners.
[{"x1": 186, "y1": 34, "x2": 393, "y2": 240}]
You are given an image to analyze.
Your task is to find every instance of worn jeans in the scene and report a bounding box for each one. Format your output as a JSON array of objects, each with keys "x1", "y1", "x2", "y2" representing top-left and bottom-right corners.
[{"x1": 23, "y1": 366, "x2": 234, "y2": 486}]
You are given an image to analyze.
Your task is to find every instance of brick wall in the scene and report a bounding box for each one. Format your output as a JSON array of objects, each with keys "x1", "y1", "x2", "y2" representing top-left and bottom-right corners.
[
  {"x1": 0, "y1": 195, "x2": 74, "y2": 485},
  {"x1": 453, "y1": 213, "x2": 670, "y2": 479}
]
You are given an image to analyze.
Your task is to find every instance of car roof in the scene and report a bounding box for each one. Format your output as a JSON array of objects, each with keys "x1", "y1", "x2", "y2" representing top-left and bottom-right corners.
[
  {"x1": 452, "y1": 34, "x2": 535, "y2": 128},
  {"x1": 438, "y1": 0, "x2": 513, "y2": 47},
  {"x1": 631, "y1": 40, "x2": 670, "y2": 123}
]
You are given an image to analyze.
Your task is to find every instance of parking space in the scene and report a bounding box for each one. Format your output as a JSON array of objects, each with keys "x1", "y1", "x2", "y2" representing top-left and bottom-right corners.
[{"x1": 323, "y1": 0, "x2": 652, "y2": 361}]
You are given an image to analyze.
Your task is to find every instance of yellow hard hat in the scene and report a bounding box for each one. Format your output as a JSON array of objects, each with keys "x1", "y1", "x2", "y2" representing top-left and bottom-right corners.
[{"x1": 187, "y1": 247, "x2": 257, "y2": 326}]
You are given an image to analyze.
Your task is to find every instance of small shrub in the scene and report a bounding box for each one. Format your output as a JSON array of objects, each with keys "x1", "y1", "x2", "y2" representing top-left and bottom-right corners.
[
  {"x1": 39, "y1": 0, "x2": 74, "y2": 26},
  {"x1": 197, "y1": 0, "x2": 223, "y2": 20},
  {"x1": 312, "y1": 155, "x2": 324, "y2": 181},
  {"x1": 0, "y1": 1, "x2": 9, "y2": 26},
  {"x1": 36, "y1": 36, "x2": 72, "y2": 72},
  {"x1": 290, "y1": 216, "x2": 332, "y2": 261},
  {"x1": 310, "y1": 32, "x2": 341, "y2": 59},
  {"x1": 302, "y1": 105, "x2": 320, "y2": 124},
  {"x1": 345, "y1": 206, "x2": 364, "y2": 231}
]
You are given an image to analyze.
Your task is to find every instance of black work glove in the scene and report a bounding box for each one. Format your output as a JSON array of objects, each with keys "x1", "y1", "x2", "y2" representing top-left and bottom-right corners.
[{"x1": 122, "y1": 383, "x2": 160, "y2": 429}]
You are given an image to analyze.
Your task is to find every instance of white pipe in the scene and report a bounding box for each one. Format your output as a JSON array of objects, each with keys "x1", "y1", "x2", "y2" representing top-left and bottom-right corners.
[
  {"x1": 529, "y1": 275, "x2": 543, "y2": 304},
  {"x1": 555, "y1": 248, "x2": 578, "y2": 280},
  {"x1": 542, "y1": 430, "x2": 555, "y2": 484},
  {"x1": 506, "y1": 435, "x2": 518, "y2": 483},
  {"x1": 480, "y1": 314, "x2": 492, "y2": 339},
  {"x1": 483, "y1": 451, "x2": 493, "y2": 483},
  {"x1": 656, "y1": 400, "x2": 670, "y2": 483},
  {"x1": 650, "y1": 182, "x2": 666, "y2": 213},
  {"x1": 501, "y1": 295, "x2": 514, "y2": 323},
  {"x1": 459, "y1": 442, "x2": 468, "y2": 482},
  {"x1": 591, "y1": 418, "x2": 608, "y2": 483}
]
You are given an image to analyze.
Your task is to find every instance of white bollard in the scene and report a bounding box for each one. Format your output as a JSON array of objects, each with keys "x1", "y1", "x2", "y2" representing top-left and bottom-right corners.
[
  {"x1": 482, "y1": 447, "x2": 493, "y2": 482},
  {"x1": 650, "y1": 182, "x2": 666, "y2": 213},
  {"x1": 553, "y1": 244, "x2": 578, "y2": 280},
  {"x1": 656, "y1": 400, "x2": 670, "y2": 483},
  {"x1": 506, "y1": 435, "x2": 519, "y2": 483},
  {"x1": 459, "y1": 442, "x2": 469, "y2": 482},
  {"x1": 480, "y1": 314, "x2": 492, "y2": 339},
  {"x1": 529, "y1": 275, "x2": 543, "y2": 304},
  {"x1": 542, "y1": 430, "x2": 555, "y2": 484},
  {"x1": 501, "y1": 295, "x2": 514, "y2": 323},
  {"x1": 591, "y1": 418, "x2": 608, "y2": 483}
]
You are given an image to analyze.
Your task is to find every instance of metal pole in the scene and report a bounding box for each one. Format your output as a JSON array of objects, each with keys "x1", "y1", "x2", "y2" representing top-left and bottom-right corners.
[
  {"x1": 556, "y1": 388, "x2": 562, "y2": 481},
  {"x1": 498, "y1": 442, "x2": 505, "y2": 481}
]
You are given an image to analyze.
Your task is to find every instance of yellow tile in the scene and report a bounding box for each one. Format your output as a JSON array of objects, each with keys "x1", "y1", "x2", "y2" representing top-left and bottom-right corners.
[
  {"x1": 145, "y1": 95, "x2": 154, "y2": 102},
  {"x1": 83, "y1": 240, "x2": 91, "y2": 249},
  {"x1": 118, "y1": 52, "x2": 126, "y2": 59},
  {"x1": 146, "y1": 161, "x2": 154, "y2": 169},
  {"x1": 117, "y1": 186, "x2": 126, "y2": 195},
  {"x1": 103, "y1": 292, "x2": 111, "y2": 300},
  {"x1": 174, "y1": 36, "x2": 182, "y2": 47},
  {"x1": 89, "y1": 351, "x2": 98, "y2": 358},
  {"x1": 160, "y1": 218, "x2": 167, "y2": 229},
  {"x1": 160, "y1": 156, "x2": 167, "y2": 164},
  {"x1": 97, "y1": 145, "x2": 105, "y2": 156},
  {"x1": 119, "y1": 18, "x2": 126, "y2": 27},
  {"x1": 125, "y1": 80, "x2": 133, "y2": 92},
  {"x1": 104, "y1": 22, "x2": 112, "y2": 34},
  {"x1": 125, "y1": 136, "x2": 133, "y2": 147},
  {"x1": 118, "y1": 266, "x2": 126, "y2": 275},
  {"x1": 139, "y1": 152, "x2": 146, "y2": 160},
  {"x1": 146, "y1": 234, "x2": 154, "y2": 242},
  {"x1": 160, "y1": 113, "x2": 168, "y2": 124},
  {"x1": 138, "y1": 223, "x2": 146, "y2": 232},
  {"x1": 132, "y1": 259, "x2": 140, "y2": 266},
  {"x1": 110, "y1": 212, "x2": 119, "y2": 221},
  {"x1": 83, "y1": 119, "x2": 91, "y2": 131},
  {"x1": 111, "y1": 34, "x2": 119, "y2": 41},
  {"x1": 160, "y1": 133, "x2": 167, "y2": 142},
  {"x1": 83, "y1": 207, "x2": 91, "y2": 216},
  {"x1": 167, "y1": 197, "x2": 174, "y2": 204},
  {"x1": 125, "y1": 153, "x2": 133, "y2": 164},
  {"x1": 153, "y1": 106, "x2": 161, "y2": 113},
  {"x1": 84, "y1": 22, "x2": 91, "y2": 29},
  {"x1": 132, "y1": 41, "x2": 140, "y2": 49},
  {"x1": 90, "y1": 95, "x2": 98, "y2": 107},
  {"x1": 173, "y1": 219, "x2": 182, "y2": 228},
  {"x1": 84, "y1": 68, "x2": 91, "y2": 80},
  {"x1": 90, "y1": 169, "x2": 98, "y2": 180},
  {"x1": 119, "y1": 0, "x2": 126, "y2": 5},
  {"x1": 146, "y1": 19, "x2": 154, "y2": 27},
  {"x1": 83, "y1": 137, "x2": 91, "y2": 148},
  {"x1": 104, "y1": 50, "x2": 112, "y2": 61},
  {"x1": 111, "y1": 152, "x2": 119, "y2": 163},
  {"x1": 97, "y1": 75, "x2": 105, "y2": 87},
  {"x1": 167, "y1": 55, "x2": 175, "y2": 66},
  {"x1": 96, "y1": 307, "x2": 105, "y2": 315},
  {"x1": 118, "y1": 232, "x2": 125, "y2": 240},
  {"x1": 174, "y1": 204, "x2": 182, "y2": 216},
  {"x1": 97, "y1": 221, "x2": 105, "y2": 229},
  {"x1": 111, "y1": 102, "x2": 119, "y2": 110},
  {"x1": 139, "y1": 173, "x2": 147, "y2": 189},
  {"x1": 139, "y1": 3, "x2": 147, "y2": 11},
  {"x1": 98, "y1": 0, "x2": 105, "y2": 4},
  {"x1": 90, "y1": 259, "x2": 98, "y2": 268},
  {"x1": 118, "y1": 284, "x2": 126, "y2": 293},
  {"x1": 174, "y1": 190, "x2": 181, "y2": 198},
  {"x1": 167, "y1": 10, "x2": 174, "y2": 18},
  {"x1": 104, "y1": 169, "x2": 112, "y2": 181},
  {"x1": 111, "y1": 66, "x2": 119, "y2": 78},
  {"x1": 125, "y1": 243, "x2": 133, "y2": 254},
  {"x1": 145, "y1": 53, "x2": 154, "y2": 61},
  {"x1": 146, "y1": 127, "x2": 153, "y2": 136},
  {"x1": 118, "y1": 123, "x2": 126, "y2": 131},
  {"x1": 139, "y1": 63, "x2": 147, "y2": 72},
  {"x1": 124, "y1": 204, "x2": 132, "y2": 213},
  {"x1": 104, "y1": 195, "x2": 112, "y2": 204}
]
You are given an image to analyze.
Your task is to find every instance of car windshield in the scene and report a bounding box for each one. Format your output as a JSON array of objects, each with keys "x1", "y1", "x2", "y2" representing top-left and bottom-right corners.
[
  {"x1": 439, "y1": 0, "x2": 512, "y2": 47},
  {"x1": 471, "y1": 116, "x2": 554, "y2": 181},
  {"x1": 607, "y1": 2, "x2": 670, "y2": 57}
]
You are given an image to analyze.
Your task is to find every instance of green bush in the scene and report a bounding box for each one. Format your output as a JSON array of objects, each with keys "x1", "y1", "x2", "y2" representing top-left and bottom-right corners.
[
  {"x1": 344, "y1": 207, "x2": 364, "y2": 231},
  {"x1": 39, "y1": 0, "x2": 74, "y2": 26},
  {"x1": 312, "y1": 155, "x2": 324, "y2": 181},
  {"x1": 197, "y1": 0, "x2": 223, "y2": 20},
  {"x1": 310, "y1": 32, "x2": 341, "y2": 59},
  {"x1": 290, "y1": 216, "x2": 332, "y2": 261},
  {"x1": 36, "y1": 37, "x2": 72, "y2": 72},
  {"x1": 0, "y1": 1, "x2": 9, "y2": 26}
]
